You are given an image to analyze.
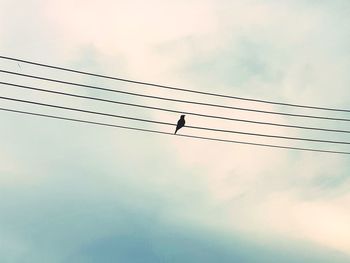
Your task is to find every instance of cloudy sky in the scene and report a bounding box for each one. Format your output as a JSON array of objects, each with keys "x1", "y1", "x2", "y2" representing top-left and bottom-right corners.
[{"x1": 0, "y1": 0, "x2": 350, "y2": 262}]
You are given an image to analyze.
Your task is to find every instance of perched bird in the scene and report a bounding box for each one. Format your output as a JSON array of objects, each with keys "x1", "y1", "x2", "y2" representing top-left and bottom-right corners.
[{"x1": 174, "y1": 115, "x2": 186, "y2": 134}]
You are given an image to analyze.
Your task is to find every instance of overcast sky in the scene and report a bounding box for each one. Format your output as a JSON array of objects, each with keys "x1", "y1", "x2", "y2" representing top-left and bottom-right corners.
[{"x1": 0, "y1": 0, "x2": 350, "y2": 262}]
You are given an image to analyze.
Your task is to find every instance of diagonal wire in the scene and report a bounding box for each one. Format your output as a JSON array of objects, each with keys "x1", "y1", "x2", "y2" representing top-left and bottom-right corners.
[
  {"x1": 1, "y1": 106, "x2": 349, "y2": 155},
  {"x1": 0, "y1": 95, "x2": 350, "y2": 145},
  {"x1": 1, "y1": 55, "x2": 350, "y2": 113},
  {"x1": 1, "y1": 70, "x2": 350, "y2": 122},
  {"x1": 1, "y1": 81, "x2": 350, "y2": 134}
]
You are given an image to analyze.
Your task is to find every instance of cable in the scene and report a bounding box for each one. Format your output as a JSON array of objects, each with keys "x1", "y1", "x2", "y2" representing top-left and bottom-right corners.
[
  {"x1": 1, "y1": 55, "x2": 350, "y2": 113},
  {"x1": 2, "y1": 81, "x2": 350, "y2": 134},
  {"x1": 2, "y1": 70, "x2": 350, "y2": 122},
  {"x1": 1, "y1": 107, "x2": 349, "y2": 155},
  {"x1": 1, "y1": 94, "x2": 350, "y2": 145}
]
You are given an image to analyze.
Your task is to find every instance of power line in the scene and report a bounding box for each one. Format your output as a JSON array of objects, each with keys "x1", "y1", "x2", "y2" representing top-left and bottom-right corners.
[
  {"x1": 1, "y1": 106, "x2": 349, "y2": 155},
  {"x1": 2, "y1": 81, "x2": 350, "y2": 134},
  {"x1": 2, "y1": 70, "x2": 350, "y2": 122},
  {"x1": 1, "y1": 55, "x2": 350, "y2": 113},
  {"x1": 0, "y1": 94, "x2": 350, "y2": 145}
]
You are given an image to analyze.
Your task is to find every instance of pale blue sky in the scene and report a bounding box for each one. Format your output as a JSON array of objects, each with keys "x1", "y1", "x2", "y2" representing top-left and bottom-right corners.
[{"x1": 0, "y1": 0, "x2": 350, "y2": 262}]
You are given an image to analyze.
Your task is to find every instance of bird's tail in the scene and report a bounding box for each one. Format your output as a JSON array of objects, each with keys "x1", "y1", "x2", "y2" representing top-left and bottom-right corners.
[{"x1": 174, "y1": 128, "x2": 178, "y2": 135}]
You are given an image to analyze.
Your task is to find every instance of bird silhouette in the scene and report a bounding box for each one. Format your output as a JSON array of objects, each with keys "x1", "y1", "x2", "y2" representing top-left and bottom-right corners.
[{"x1": 174, "y1": 115, "x2": 185, "y2": 134}]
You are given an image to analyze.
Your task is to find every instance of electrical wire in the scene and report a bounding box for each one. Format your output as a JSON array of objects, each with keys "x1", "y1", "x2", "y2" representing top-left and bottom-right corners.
[
  {"x1": 0, "y1": 95, "x2": 350, "y2": 145},
  {"x1": 1, "y1": 55, "x2": 350, "y2": 113},
  {"x1": 1, "y1": 106, "x2": 349, "y2": 155},
  {"x1": 1, "y1": 69, "x2": 349, "y2": 122},
  {"x1": 2, "y1": 81, "x2": 350, "y2": 134}
]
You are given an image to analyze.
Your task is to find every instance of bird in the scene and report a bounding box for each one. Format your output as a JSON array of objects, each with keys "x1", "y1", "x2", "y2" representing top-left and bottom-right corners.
[{"x1": 174, "y1": 115, "x2": 185, "y2": 134}]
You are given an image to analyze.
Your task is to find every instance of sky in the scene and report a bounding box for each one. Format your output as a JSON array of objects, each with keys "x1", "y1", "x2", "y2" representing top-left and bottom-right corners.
[{"x1": 0, "y1": 0, "x2": 350, "y2": 262}]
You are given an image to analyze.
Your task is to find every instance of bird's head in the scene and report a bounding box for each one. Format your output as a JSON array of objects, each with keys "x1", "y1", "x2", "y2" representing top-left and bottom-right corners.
[{"x1": 181, "y1": 115, "x2": 185, "y2": 118}]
